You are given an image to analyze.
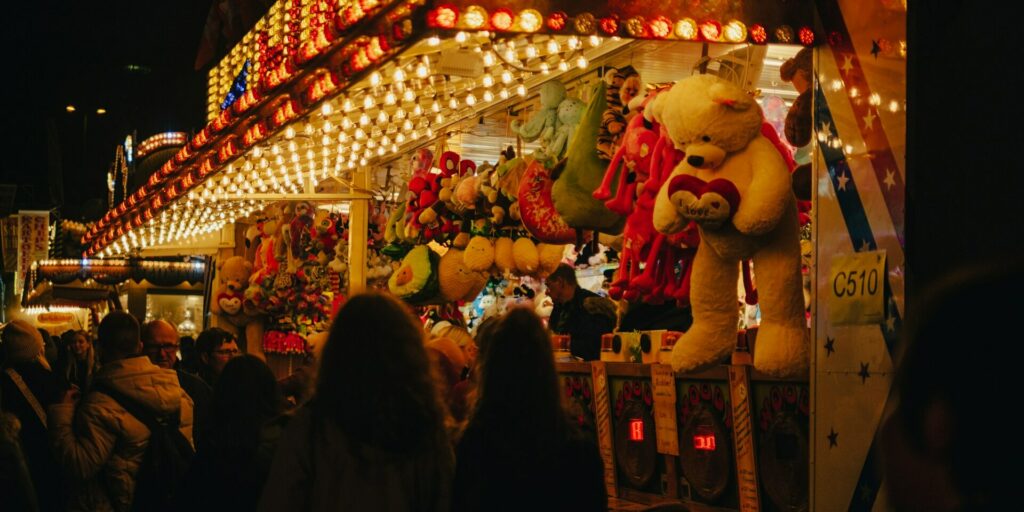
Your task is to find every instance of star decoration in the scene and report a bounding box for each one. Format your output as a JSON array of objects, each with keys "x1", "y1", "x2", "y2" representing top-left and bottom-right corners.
[
  {"x1": 883, "y1": 169, "x2": 896, "y2": 190},
  {"x1": 841, "y1": 54, "x2": 854, "y2": 74},
  {"x1": 827, "y1": 427, "x2": 839, "y2": 448},
  {"x1": 820, "y1": 120, "x2": 832, "y2": 135},
  {"x1": 862, "y1": 109, "x2": 877, "y2": 130},
  {"x1": 871, "y1": 40, "x2": 881, "y2": 58},
  {"x1": 837, "y1": 171, "x2": 850, "y2": 191},
  {"x1": 859, "y1": 239, "x2": 873, "y2": 252},
  {"x1": 886, "y1": 315, "x2": 896, "y2": 332},
  {"x1": 858, "y1": 362, "x2": 871, "y2": 383},
  {"x1": 824, "y1": 337, "x2": 836, "y2": 356}
]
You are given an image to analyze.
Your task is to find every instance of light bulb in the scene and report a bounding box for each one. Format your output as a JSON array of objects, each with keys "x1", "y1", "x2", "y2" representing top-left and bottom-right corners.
[
  {"x1": 427, "y1": 36, "x2": 440, "y2": 46},
  {"x1": 501, "y1": 70, "x2": 513, "y2": 84},
  {"x1": 381, "y1": 135, "x2": 391, "y2": 145},
  {"x1": 343, "y1": 98, "x2": 354, "y2": 111},
  {"x1": 377, "y1": 147, "x2": 385, "y2": 156},
  {"x1": 338, "y1": 131, "x2": 348, "y2": 143},
  {"x1": 516, "y1": 83, "x2": 527, "y2": 96},
  {"x1": 589, "y1": 35, "x2": 601, "y2": 47},
  {"x1": 483, "y1": 51, "x2": 495, "y2": 66},
  {"x1": 271, "y1": 144, "x2": 280, "y2": 155},
  {"x1": 369, "y1": 71, "x2": 381, "y2": 86},
  {"x1": 355, "y1": 128, "x2": 366, "y2": 139},
  {"x1": 384, "y1": 91, "x2": 396, "y2": 105},
  {"x1": 455, "y1": 31, "x2": 468, "y2": 43},
  {"x1": 558, "y1": 60, "x2": 569, "y2": 71},
  {"x1": 567, "y1": 36, "x2": 580, "y2": 49},
  {"x1": 359, "y1": 113, "x2": 370, "y2": 126},
  {"x1": 540, "y1": 62, "x2": 549, "y2": 74},
  {"x1": 426, "y1": 127, "x2": 434, "y2": 138},
  {"x1": 352, "y1": 141, "x2": 362, "y2": 151},
  {"x1": 322, "y1": 120, "x2": 333, "y2": 132},
  {"x1": 396, "y1": 133, "x2": 406, "y2": 143},
  {"x1": 403, "y1": 119, "x2": 413, "y2": 131},
  {"x1": 394, "y1": 108, "x2": 406, "y2": 120},
  {"x1": 483, "y1": 90, "x2": 494, "y2": 102},
  {"x1": 431, "y1": 99, "x2": 441, "y2": 112},
  {"x1": 482, "y1": 75, "x2": 494, "y2": 87},
  {"x1": 393, "y1": 68, "x2": 406, "y2": 82},
  {"x1": 413, "y1": 104, "x2": 423, "y2": 116},
  {"x1": 449, "y1": 97, "x2": 459, "y2": 109},
  {"x1": 466, "y1": 93, "x2": 477, "y2": 106},
  {"x1": 321, "y1": 135, "x2": 331, "y2": 145},
  {"x1": 341, "y1": 117, "x2": 353, "y2": 130},
  {"x1": 435, "y1": 113, "x2": 444, "y2": 124},
  {"x1": 367, "y1": 139, "x2": 376, "y2": 149},
  {"x1": 576, "y1": 56, "x2": 588, "y2": 69},
  {"x1": 416, "y1": 63, "x2": 428, "y2": 78},
  {"x1": 363, "y1": 95, "x2": 374, "y2": 109},
  {"x1": 503, "y1": 48, "x2": 516, "y2": 62},
  {"x1": 403, "y1": 89, "x2": 415, "y2": 103},
  {"x1": 547, "y1": 39, "x2": 560, "y2": 54},
  {"x1": 525, "y1": 45, "x2": 538, "y2": 59},
  {"x1": 377, "y1": 110, "x2": 388, "y2": 123},
  {"x1": 285, "y1": 126, "x2": 296, "y2": 139},
  {"x1": 500, "y1": 88, "x2": 510, "y2": 99}
]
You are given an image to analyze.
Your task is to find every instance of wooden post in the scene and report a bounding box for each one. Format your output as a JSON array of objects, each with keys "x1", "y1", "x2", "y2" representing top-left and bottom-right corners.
[
  {"x1": 347, "y1": 166, "x2": 370, "y2": 294},
  {"x1": 591, "y1": 361, "x2": 618, "y2": 498}
]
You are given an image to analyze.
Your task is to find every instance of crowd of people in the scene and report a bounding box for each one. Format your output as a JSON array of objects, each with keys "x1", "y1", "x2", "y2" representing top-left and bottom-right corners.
[
  {"x1": 0, "y1": 286, "x2": 607, "y2": 512},
  {"x1": 1, "y1": 260, "x2": 1009, "y2": 511}
]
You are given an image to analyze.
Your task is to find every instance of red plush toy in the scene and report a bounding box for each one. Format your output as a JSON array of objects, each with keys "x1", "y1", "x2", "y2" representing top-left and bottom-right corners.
[{"x1": 593, "y1": 89, "x2": 664, "y2": 215}]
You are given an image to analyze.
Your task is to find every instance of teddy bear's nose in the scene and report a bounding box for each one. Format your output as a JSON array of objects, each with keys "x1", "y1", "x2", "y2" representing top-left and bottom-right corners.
[{"x1": 687, "y1": 155, "x2": 705, "y2": 167}]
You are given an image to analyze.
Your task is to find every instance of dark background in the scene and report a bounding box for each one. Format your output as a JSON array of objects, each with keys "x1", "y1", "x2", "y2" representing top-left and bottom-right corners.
[{"x1": 0, "y1": 1, "x2": 268, "y2": 221}]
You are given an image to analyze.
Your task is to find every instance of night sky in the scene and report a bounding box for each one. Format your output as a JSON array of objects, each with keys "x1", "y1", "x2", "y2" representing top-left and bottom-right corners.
[{"x1": 3, "y1": 1, "x2": 230, "y2": 220}]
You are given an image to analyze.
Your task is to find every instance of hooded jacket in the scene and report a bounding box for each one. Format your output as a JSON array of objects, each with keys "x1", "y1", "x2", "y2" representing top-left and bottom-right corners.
[{"x1": 48, "y1": 356, "x2": 194, "y2": 512}]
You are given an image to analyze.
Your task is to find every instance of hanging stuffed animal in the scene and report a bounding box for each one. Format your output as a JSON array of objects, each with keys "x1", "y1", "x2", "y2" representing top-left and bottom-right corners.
[
  {"x1": 510, "y1": 81, "x2": 565, "y2": 149},
  {"x1": 593, "y1": 87, "x2": 664, "y2": 216},
  {"x1": 596, "y1": 66, "x2": 634, "y2": 160},
  {"x1": 649, "y1": 74, "x2": 808, "y2": 378}
]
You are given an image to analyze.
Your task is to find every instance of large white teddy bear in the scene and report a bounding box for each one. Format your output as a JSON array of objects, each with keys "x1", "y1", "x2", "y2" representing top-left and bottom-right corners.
[{"x1": 649, "y1": 74, "x2": 808, "y2": 377}]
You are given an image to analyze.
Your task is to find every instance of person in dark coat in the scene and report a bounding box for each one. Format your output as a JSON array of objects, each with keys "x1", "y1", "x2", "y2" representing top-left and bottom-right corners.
[
  {"x1": 1, "y1": 319, "x2": 68, "y2": 511},
  {"x1": 180, "y1": 355, "x2": 289, "y2": 511},
  {"x1": 452, "y1": 308, "x2": 606, "y2": 512},
  {"x1": 259, "y1": 293, "x2": 453, "y2": 512},
  {"x1": 545, "y1": 263, "x2": 616, "y2": 361}
]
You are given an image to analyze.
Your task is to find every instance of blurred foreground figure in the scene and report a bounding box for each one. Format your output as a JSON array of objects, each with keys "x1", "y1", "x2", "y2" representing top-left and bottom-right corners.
[{"x1": 881, "y1": 264, "x2": 1018, "y2": 511}]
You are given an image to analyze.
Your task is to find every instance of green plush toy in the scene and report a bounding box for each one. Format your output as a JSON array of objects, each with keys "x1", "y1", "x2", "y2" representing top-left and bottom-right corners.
[
  {"x1": 551, "y1": 79, "x2": 625, "y2": 233},
  {"x1": 387, "y1": 244, "x2": 441, "y2": 304}
]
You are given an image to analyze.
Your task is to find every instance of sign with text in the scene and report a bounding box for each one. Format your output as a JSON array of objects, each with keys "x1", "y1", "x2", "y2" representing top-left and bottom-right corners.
[
  {"x1": 16, "y1": 211, "x2": 49, "y2": 294},
  {"x1": 828, "y1": 250, "x2": 886, "y2": 325},
  {"x1": 729, "y1": 365, "x2": 761, "y2": 512},
  {"x1": 651, "y1": 364, "x2": 679, "y2": 456},
  {"x1": 590, "y1": 362, "x2": 618, "y2": 497}
]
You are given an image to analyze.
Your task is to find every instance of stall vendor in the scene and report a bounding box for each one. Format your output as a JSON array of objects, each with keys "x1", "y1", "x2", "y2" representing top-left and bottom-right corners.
[{"x1": 545, "y1": 264, "x2": 615, "y2": 361}]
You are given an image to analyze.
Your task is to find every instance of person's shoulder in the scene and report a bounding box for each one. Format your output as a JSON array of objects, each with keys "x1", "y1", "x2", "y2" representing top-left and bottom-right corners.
[{"x1": 176, "y1": 370, "x2": 212, "y2": 398}]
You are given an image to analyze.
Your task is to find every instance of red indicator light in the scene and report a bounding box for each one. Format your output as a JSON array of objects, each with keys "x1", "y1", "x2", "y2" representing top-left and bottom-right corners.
[
  {"x1": 629, "y1": 419, "x2": 644, "y2": 442},
  {"x1": 694, "y1": 434, "x2": 716, "y2": 451}
]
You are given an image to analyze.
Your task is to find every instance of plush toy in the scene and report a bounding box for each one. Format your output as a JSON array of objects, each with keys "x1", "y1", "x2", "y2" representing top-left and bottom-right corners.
[
  {"x1": 536, "y1": 243, "x2": 565, "y2": 278},
  {"x1": 619, "y1": 69, "x2": 644, "y2": 122},
  {"x1": 779, "y1": 47, "x2": 813, "y2": 148},
  {"x1": 511, "y1": 81, "x2": 565, "y2": 152},
  {"x1": 211, "y1": 256, "x2": 265, "y2": 358},
  {"x1": 551, "y1": 79, "x2": 625, "y2": 233},
  {"x1": 596, "y1": 67, "x2": 635, "y2": 160},
  {"x1": 248, "y1": 203, "x2": 284, "y2": 285},
  {"x1": 519, "y1": 159, "x2": 577, "y2": 244},
  {"x1": 286, "y1": 201, "x2": 315, "y2": 270},
  {"x1": 388, "y1": 245, "x2": 440, "y2": 303},
  {"x1": 593, "y1": 88, "x2": 664, "y2": 215},
  {"x1": 493, "y1": 237, "x2": 516, "y2": 275},
  {"x1": 308, "y1": 209, "x2": 341, "y2": 265},
  {"x1": 545, "y1": 96, "x2": 586, "y2": 162},
  {"x1": 650, "y1": 74, "x2": 808, "y2": 378},
  {"x1": 438, "y1": 248, "x2": 489, "y2": 302},
  {"x1": 463, "y1": 236, "x2": 495, "y2": 271},
  {"x1": 512, "y1": 237, "x2": 540, "y2": 275}
]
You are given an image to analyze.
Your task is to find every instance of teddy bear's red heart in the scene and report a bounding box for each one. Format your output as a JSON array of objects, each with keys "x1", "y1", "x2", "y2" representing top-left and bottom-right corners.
[{"x1": 666, "y1": 175, "x2": 741, "y2": 228}]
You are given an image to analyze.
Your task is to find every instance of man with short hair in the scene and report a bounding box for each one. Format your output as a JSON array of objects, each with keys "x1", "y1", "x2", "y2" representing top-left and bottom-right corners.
[
  {"x1": 545, "y1": 263, "x2": 616, "y2": 361},
  {"x1": 194, "y1": 327, "x2": 240, "y2": 387},
  {"x1": 49, "y1": 311, "x2": 194, "y2": 511},
  {"x1": 142, "y1": 320, "x2": 211, "y2": 445}
]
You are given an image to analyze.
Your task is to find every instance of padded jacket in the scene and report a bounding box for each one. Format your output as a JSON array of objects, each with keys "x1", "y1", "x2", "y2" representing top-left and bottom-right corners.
[{"x1": 48, "y1": 356, "x2": 194, "y2": 512}]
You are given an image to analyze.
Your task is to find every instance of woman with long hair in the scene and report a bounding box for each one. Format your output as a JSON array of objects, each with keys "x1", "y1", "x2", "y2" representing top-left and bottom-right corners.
[
  {"x1": 259, "y1": 292, "x2": 453, "y2": 511},
  {"x1": 63, "y1": 330, "x2": 98, "y2": 391},
  {"x1": 452, "y1": 307, "x2": 606, "y2": 512},
  {"x1": 180, "y1": 354, "x2": 288, "y2": 511}
]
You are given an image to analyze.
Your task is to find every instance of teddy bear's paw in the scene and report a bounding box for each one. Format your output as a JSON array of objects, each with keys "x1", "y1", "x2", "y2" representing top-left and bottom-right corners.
[
  {"x1": 669, "y1": 326, "x2": 734, "y2": 373},
  {"x1": 753, "y1": 322, "x2": 810, "y2": 378}
]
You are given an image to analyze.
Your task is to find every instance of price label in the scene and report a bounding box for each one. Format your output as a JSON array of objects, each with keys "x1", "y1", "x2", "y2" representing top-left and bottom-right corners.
[
  {"x1": 828, "y1": 250, "x2": 886, "y2": 325},
  {"x1": 651, "y1": 364, "x2": 679, "y2": 456}
]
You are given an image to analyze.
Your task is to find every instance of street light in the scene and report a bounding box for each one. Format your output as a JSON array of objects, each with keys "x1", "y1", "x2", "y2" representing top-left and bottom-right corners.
[{"x1": 65, "y1": 105, "x2": 76, "y2": 113}]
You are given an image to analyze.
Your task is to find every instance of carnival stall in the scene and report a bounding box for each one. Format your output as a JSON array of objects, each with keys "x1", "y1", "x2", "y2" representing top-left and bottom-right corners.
[{"x1": 80, "y1": 0, "x2": 906, "y2": 509}]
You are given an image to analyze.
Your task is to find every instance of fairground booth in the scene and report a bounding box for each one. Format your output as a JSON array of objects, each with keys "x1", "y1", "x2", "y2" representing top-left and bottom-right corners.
[{"x1": 80, "y1": 0, "x2": 906, "y2": 509}]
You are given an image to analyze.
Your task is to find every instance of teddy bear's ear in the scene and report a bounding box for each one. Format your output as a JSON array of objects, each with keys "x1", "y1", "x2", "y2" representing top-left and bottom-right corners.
[{"x1": 710, "y1": 82, "x2": 753, "y2": 110}]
